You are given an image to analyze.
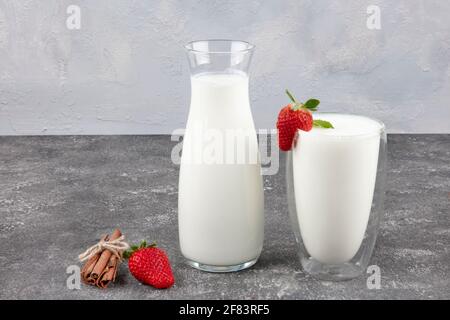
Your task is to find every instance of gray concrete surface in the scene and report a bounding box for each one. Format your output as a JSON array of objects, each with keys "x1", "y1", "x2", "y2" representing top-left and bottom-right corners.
[{"x1": 0, "y1": 135, "x2": 448, "y2": 299}]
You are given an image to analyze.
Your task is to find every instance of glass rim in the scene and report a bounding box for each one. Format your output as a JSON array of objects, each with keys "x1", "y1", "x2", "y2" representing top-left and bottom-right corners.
[
  {"x1": 302, "y1": 112, "x2": 386, "y2": 138},
  {"x1": 184, "y1": 39, "x2": 255, "y2": 54}
]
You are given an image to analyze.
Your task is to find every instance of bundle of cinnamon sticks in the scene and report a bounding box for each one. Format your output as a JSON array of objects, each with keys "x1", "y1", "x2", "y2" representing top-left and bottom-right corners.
[{"x1": 80, "y1": 229, "x2": 127, "y2": 289}]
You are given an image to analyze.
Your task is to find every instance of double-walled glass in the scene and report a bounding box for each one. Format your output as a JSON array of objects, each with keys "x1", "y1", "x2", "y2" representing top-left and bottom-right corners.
[
  {"x1": 286, "y1": 113, "x2": 387, "y2": 281},
  {"x1": 178, "y1": 40, "x2": 264, "y2": 272}
]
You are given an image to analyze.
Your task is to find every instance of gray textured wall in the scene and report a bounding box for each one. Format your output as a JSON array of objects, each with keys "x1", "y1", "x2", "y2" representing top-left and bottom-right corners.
[{"x1": 0, "y1": 0, "x2": 449, "y2": 135}]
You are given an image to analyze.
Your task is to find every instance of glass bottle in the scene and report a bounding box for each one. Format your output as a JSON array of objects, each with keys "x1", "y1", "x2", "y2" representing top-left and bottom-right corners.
[{"x1": 178, "y1": 40, "x2": 264, "y2": 272}]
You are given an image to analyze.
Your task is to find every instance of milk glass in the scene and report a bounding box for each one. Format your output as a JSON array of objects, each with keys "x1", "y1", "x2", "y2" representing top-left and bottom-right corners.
[
  {"x1": 287, "y1": 113, "x2": 387, "y2": 280},
  {"x1": 178, "y1": 40, "x2": 264, "y2": 272}
]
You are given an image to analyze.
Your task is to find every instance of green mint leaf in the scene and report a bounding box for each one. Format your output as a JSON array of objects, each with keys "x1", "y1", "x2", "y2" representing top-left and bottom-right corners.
[
  {"x1": 313, "y1": 119, "x2": 334, "y2": 129},
  {"x1": 304, "y1": 99, "x2": 320, "y2": 110}
]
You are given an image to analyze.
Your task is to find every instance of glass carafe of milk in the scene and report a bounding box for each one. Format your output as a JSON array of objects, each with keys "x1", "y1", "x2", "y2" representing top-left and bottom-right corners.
[{"x1": 179, "y1": 40, "x2": 264, "y2": 272}]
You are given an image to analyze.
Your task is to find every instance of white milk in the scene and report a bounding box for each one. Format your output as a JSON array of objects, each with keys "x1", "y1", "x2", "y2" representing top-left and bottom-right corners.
[
  {"x1": 293, "y1": 114, "x2": 382, "y2": 264},
  {"x1": 178, "y1": 73, "x2": 264, "y2": 267}
]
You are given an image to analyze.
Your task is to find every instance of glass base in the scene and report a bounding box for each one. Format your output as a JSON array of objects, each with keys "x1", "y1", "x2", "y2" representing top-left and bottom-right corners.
[
  {"x1": 302, "y1": 258, "x2": 364, "y2": 281},
  {"x1": 186, "y1": 258, "x2": 258, "y2": 273}
]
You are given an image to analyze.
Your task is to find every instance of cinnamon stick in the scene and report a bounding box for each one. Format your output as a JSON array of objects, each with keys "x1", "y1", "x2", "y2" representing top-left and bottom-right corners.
[
  {"x1": 97, "y1": 255, "x2": 119, "y2": 289},
  {"x1": 79, "y1": 228, "x2": 126, "y2": 288},
  {"x1": 81, "y1": 253, "x2": 100, "y2": 284},
  {"x1": 80, "y1": 234, "x2": 108, "y2": 284},
  {"x1": 90, "y1": 229, "x2": 122, "y2": 280}
]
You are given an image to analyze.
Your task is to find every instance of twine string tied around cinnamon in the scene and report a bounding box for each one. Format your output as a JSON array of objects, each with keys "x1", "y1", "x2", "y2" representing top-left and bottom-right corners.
[{"x1": 78, "y1": 235, "x2": 129, "y2": 262}]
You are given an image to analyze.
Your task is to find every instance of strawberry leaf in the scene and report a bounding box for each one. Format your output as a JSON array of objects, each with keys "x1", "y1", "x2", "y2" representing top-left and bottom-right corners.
[
  {"x1": 313, "y1": 119, "x2": 334, "y2": 129},
  {"x1": 304, "y1": 99, "x2": 320, "y2": 110}
]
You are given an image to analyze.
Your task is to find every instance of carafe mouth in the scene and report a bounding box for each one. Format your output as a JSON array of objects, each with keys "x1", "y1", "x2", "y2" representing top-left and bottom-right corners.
[{"x1": 184, "y1": 40, "x2": 255, "y2": 54}]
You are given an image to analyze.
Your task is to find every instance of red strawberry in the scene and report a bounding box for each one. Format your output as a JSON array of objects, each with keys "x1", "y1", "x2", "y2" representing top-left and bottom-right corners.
[
  {"x1": 276, "y1": 104, "x2": 313, "y2": 151},
  {"x1": 125, "y1": 241, "x2": 174, "y2": 289},
  {"x1": 276, "y1": 89, "x2": 325, "y2": 151}
]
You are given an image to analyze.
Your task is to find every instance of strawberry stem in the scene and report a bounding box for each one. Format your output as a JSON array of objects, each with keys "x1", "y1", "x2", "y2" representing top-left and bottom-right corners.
[
  {"x1": 286, "y1": 89, "x2": 305, "y2": 111},
  {"x1": 285, "y1": 89, "x2": 297, "y2": 104}
]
